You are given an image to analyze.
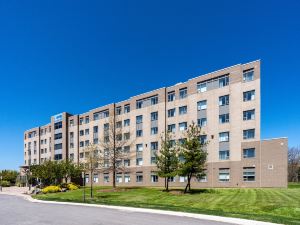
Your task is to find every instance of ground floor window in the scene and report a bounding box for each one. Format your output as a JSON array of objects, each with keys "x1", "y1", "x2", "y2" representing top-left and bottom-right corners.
[
  {"x1": 168, "y1": 177, "x2": 176, "y2": 182},
  {"x1": 85, "y1": 174, "x2": 89, "y2": 184},
  {"x1": 243, "y1": 167, "x2": 255, "y2": 181},
  {"x1": 104, "y1": 173, "x2": 109, "y2": 183},
  {"x1": 93, "y1": 173, "x2": 99, "y2": 183},
  {"x1": 116, "y1": 173, "x2": 122, "y2": 183},
  {"x1": 219, "y1": 168, "x2": 230, "y2": 182},
  {"x1": 136, "y1": 173, "x2": 143, "y2": 183},
  {"x1": 179, "y1": 176, "x2": 187, "y2": 182},
  {"x1": 151, "y1": 174, "x2": 158, "y2": 183},
  {"x1": 124, "y1": 173, "x2": 130, "y2": 183}
]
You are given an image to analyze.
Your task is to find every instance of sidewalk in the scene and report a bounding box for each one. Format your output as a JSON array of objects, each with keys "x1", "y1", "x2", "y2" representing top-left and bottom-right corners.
[{"x1": 0, "y1": 187, "x2": 281, "y2": 225}]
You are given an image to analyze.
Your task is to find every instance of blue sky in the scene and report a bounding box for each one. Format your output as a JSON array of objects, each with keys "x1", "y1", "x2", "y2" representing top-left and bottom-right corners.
[{"x1": 0, "y1": 0, "x2": 299, "y2": 170}]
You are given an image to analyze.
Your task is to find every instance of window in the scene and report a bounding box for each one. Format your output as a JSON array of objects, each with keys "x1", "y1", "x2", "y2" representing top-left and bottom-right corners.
[
  {"x1": 200, "y1": 135, "x2": 207, "y2": 144},
  {"x1": 219, "y1": 95, "x2": 229, "y2": 106},
  {"x1": 198, "y1": 118, "x2": 207, "y2": 127},
  {"x1": 93, "y1": 174, "x2": 99, "y2": 183},
  {"x1": 116, "y1": 121, "x2": 122, "y2": 128},
  {"x1": 136, "y1": 173, "x2": 143, "y2": 182},
  {"x1": 136, "y1": 115, "x2": 143, "y2": 124},
  {"x1": 219, "y1": 150, "x2": 230, "y2": 160},
  {"x1": 116, "y1": 173, "x2": 122, "y2": 183},
  {"x1": 69, "y1": 120, "x2": 74, "y2": 126},
  {"x1": 54, "y1": 154, "x2": 62, "y2": 160},
  {"x1": 136, "y1": 100, "x2": 143, "y2": 109},
  {"x1": 243, "y1": 69, "x2": 254, "y2": 82},
  {"x1": 124, "y1": 173, "x2": 130, "y2": 183},
  {"x1": 168, "y1": 108, "x2": 176, "y2": 117},
  {"x1": 168, "y1": 91, "x2": 175, "y2": 102},
  {"x1": 243, "y1": 109, "x2": 255, "y2": 120},
  {"x1": 151, "y1": 142, "x2": 158, "y2": 150},
  {"x1": 79, "y1": 118, "x2": 84, "y2": 125},
  {"x1": 93, "y1": 138, "x2": 98, "y2": 144},
  {"x1": 179, "y1": 122, "x2": 187, "y2": 131},
  {"x1": 151, "y1": 127, "x2": 158, "y2": 135},
  {"x1": 243, "y1": 167, "x2": 255, "y2": 181},
  {"x1": 179, "y1": 176, "x2": 187, "y2": 182},
  {"x1": 85, "y1": 140, "x2": 89, "y2": 146},
  {"x1": 93, "y1": 126, "x2": 98, "y2": 133},
  {"x1": 219, "y1": 114, "x2": 230, "y2": 124},
  {"x1": 124, "y1": 159, "x2": 130, "y2": 167},
  {"x1": 243, "y1": 148, "x2": 255, "y2": 158},
  {"x1": 136, "y1": 158, "x2": 143, "y2": 166},
  {"x1": 116, "y1": 107, "x2": 122, "y2": 115},
  {"x1": 85, "y1": 116, "x2": 89, "y2": 124},
  {"x1": 197, "y1": 100, "x2": 207, "y2": 110},
  {"x1": 124, "y1": 104, "x2": 130, "y2": 113},
  {"x1": 124, "y1": 132, "x2": 130, "y2": 140},
  {"x1": 85, "y1": 129, "x2": 89, "y2": 135},
  {"x1": 219, "y1": 132, "x2": 229, "y2": 142},
  {"x1": 243, "y1": 90, "x2": 255, "y2": 101},
  {"x1": 151, "y1": 174, "x2": 158, "y2": 183},
  {"x1": 243, "y1": 129, "x2": 255, "y2": 139},
  {"x1": 219, "y1": 75, "x2": 229, "y2": 87},
  {"x1": 54, "y1": 143, "x2": 62, "y2": 150},
  {"x1": 219, "y1": 168, "x2": 230, "y2": 182},
  {"x1": 151, "y1": 96, "x2": 158, "y2": 105},
  {"x1": 104, "y1": 173, "x2": 109, "y2": 183},
  {"x1": 54, "y1": 122, "x2": 62, "y2": 129},
  {"x1": 197, "y1": 82, "x2": 207, "y2": 92},
  {"x1": 179, "y1": 106, "x2": 187, "y2": 115},
  {"x1": 123, "y1": 146, "x2": 130, "y2": 153},
  {"x1": 136, "y1": 144, "x2": 143, "y2": 152},
  {"x1": 124, "y1": 119, "x2": 130, "y2": 127},
  {"x1": 80, "y1": 130, "x2": 84, "y2": 136},
  {"x1": 168, "y1": 124, "x2": 176, "y2": 132},
  {"x1": 151, "y1": 112, "x2": 158, "y2": 121},
  {"x1": 136, "y1": 130, "x2": 143, "y2": 137},
  {"x1": 54, "y1": 133, "x2": 62, "y2": 140},
  {"x1": 41, "y1": 140, "x2": 44, "y2": 145},
  {"x1": 93, "y1": 112, "x2": 99, "y2": 121},
  {"x1": 179, "y1": 88, "x2": 187, "y2": 99},
  {"x1": 104, "y1": 123, "x2": 109, "y2": 131},
  {"x1": 80, "y1": 142, "x2": 84, "y2": 147}
]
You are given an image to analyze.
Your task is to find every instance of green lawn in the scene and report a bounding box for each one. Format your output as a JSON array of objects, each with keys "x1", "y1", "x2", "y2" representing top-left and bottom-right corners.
[{"x1": 34, "y1": 183, "x2": 300, "y2": 225}]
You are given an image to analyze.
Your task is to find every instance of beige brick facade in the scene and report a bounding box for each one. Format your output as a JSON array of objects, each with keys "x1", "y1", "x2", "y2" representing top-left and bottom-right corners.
[{"x1": 23, "y1": 60, "x2": 288, "y2": 187}]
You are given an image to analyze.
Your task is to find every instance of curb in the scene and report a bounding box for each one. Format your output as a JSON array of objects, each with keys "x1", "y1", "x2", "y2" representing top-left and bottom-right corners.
[{"x1": 0, "y1": 192, "x2": 281, "y2": 225}]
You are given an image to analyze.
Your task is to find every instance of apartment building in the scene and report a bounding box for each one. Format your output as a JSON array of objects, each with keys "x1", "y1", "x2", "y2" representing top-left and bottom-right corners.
[{"x1": 22, "y1": 60, "x2": 288, "y2": 188}]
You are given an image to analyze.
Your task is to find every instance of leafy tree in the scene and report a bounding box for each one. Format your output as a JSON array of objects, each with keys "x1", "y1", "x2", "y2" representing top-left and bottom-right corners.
[
  {"x1": 155, "y1": 132, "x2": 178, "y2": 191},
  {"x1": 0, "y1": 170, "x2": 19, "y2": 185},
  {"x1": 178, "y1": 121, "x2": 208, "y2": 193},
  {"x1": 288, "y1": 147, "x2": 300, "y2": 182}
]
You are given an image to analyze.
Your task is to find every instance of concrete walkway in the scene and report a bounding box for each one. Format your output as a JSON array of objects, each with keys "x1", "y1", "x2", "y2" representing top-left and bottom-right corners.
[{"x1": 0, "y1": 187, "x2": 281, "y2": 225}]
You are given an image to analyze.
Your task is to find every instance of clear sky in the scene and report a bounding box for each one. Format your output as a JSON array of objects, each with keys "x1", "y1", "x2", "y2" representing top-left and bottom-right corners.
[{"x1": 0, "y1": 0, "x2": 299, "y2": 170}]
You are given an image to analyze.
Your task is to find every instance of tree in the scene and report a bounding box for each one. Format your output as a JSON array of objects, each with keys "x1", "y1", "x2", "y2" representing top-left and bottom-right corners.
[
  {"x1": 288, "y1": 147, "x2": 300, "y2": 182},
  {"x1": 155, "y1": 132, "x2": 179, "y2": 191},
  {"x1": 177, "y1": 121, "x2": 208, "y2": 193},
  {"x1": 60, "y1": 160, "x2": 82, "y2": 183},
  {"x1": 99, "y1": 112, "x2": 132, "y2": 189},
  {"x1": 0, "y1": 170, "x2": 19, "y2": 185},
  {"x1": 82, "y1": 143, "x2": 101, "y2": 198}
]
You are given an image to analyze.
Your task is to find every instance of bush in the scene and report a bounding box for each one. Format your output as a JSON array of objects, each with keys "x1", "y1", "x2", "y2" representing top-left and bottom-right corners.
[
  {"x1": 42, "y1": 185, "x2": 61, "y2": 194},
  {"x1": 67, "y1": 183, "x2": 79, "y2": 191},
  {"x1": 0, "y1": 180, "x2": 10, "y2": 187}
]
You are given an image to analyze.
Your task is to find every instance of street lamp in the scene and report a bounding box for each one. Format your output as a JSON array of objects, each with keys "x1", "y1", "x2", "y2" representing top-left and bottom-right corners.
[{"x1": 81, "y1": 172, "x2": 85, "y2": 202}]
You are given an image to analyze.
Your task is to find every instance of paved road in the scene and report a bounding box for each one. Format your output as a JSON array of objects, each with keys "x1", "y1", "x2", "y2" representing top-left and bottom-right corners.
[{"x1": 0, "y1": 195, "x2": 233, "y2": 225}]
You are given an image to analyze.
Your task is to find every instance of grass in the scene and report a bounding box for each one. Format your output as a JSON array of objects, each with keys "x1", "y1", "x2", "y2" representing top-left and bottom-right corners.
[{"x1": 33, "y1": 183, "x2": 300, "y2": 225}]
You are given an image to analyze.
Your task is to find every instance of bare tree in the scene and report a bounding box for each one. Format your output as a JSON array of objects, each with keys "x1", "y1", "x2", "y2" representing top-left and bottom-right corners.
[
  {"x1": 82, "y1": 143, "x2": 101, "y2": 198},
  {"x1": 288, "y1": 147, "x2": 300, "y2": 182},
  {"x1": 99, "y1": 112, "x2": 132, "y2": 189}
]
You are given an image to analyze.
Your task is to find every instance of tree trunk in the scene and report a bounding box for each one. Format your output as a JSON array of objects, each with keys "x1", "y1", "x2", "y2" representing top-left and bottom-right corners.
[
  {"x1": 164, "y1": 177, "x2": 166, "y2": 189},
  {"x1": 166, "y1": 178, "x2": 169, "y2": 192},
  {"x1": 184, "y1": 174, "x2": 191, "y2": 194},
  {"x1": 90, "y1": 171, "x2": 93, "y2": 198}
]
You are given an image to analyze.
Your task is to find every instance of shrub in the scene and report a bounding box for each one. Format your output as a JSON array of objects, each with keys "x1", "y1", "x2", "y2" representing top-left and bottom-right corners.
[
  {"x1": 42, "y1": 185, "x2": 61, "y2": 194},
  {"x1": 67, "y1": 183, "x2": 79, "y2": 191},
  {"x1": 0, "y1": 180, "x2": 10, "y2": 187}
]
